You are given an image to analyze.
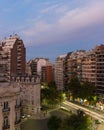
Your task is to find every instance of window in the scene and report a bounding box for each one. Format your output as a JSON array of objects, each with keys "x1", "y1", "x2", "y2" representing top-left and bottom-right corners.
[
  {"x1": 16, "y1": 99, "x2": 20, "y2": 106},
  {"x1": 3, "y1": 101, "x2": 8, "y2": 109},
  {"x1": 3, "y1": 116, "x2": 9, "y2": 127},
  {"x1": 15, "y1": 112, "x2": 20, "y2": 121}
]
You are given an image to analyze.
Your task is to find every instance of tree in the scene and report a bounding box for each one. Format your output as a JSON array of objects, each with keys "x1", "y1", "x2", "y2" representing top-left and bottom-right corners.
[
  {"x1": 41, "y1": 82, "x2": 64, "y2": 106},
  {"x1": 47, "y1": 116, "x2": 62, "y2": 130},
  {"x1": 48, "y1": 81, "x2": 57, "y2": 89},
  {"x1": 68, "y1": 77, "x2": 81, "y2": 100},
  {"x1": 60, "y1": 113, "x2": 92, "y2": 130},
  {"x1": 67, "y1": 77, "x2": 97, "y2": 104},
  {"x1": 79, "y1": 81, "x2": 97, "y2": 104}
]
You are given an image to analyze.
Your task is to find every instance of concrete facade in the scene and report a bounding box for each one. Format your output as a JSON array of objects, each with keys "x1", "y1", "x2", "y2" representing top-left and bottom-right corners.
[
  {"x1": 0, "y1": 35, "x2": 41, "y2": 130},
  {"x1": 0, "y1": 34, "x2": 26, "y2": 80},
  {"x1": 0, "y1": 82, "x2": 21, "y2": 130},
  {"x1": 27, "y1": 58, "x2": 53, "y2": 83},
  {"x1": 0, "y1": 76, "x2": 41, "y2": 130},
  {"x1": 94, "y1": 45, "x2": 104, "y2": 99},
  {"x1": 55, "y1": 54, "x2": 66, "y2": 90},
  {"x1": 82, "y1": 50, "x2": 96, "y2": 84},
  {"x1": 11, "y1": 76, "x2": 41, "y2": 116}
]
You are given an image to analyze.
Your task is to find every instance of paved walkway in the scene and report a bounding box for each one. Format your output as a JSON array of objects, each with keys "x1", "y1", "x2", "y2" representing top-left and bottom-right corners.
[{"x1": 97, "y1": 123, "x2": 104, "y2": 130}]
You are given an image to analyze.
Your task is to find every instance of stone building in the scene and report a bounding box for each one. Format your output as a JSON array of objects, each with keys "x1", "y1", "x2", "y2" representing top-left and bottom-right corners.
[
  {"x1": 0, "y1": 76, "x2": 41, "y2": 130},
  {"x1": 11, "y1": 76, "x2": 41, "y2": 116},
  {"x1": 0, "y1": 82, "x2": 21, "y2": 130}
]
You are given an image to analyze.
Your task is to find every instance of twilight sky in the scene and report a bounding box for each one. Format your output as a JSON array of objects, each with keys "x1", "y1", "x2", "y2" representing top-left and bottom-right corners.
[{"x1": 0, "y1": 0, "x2": 104, "y2": 62}]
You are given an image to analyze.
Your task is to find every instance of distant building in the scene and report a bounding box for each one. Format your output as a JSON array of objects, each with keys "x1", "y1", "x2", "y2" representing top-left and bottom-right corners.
[
  {"x1": 81, "y1": 45, "x2": 104, "y2": 101},
  {"x1": 55, "y1": 54, "x2": 67, "y2": 90},
  {"x1": 41, "y1": 65, "x2": 53, "y2": 83},
  {"x1": 82, "y1": 50, "x2": 96, "y2": 84},
  {"x1": 27, "y1": 58, "x2": 53, "y2": 84},
  {"x1": 94, "y1": 45, "x2": 104, "y2": 99},
  {"x1": 63, "y1": 50, "x2": 86, "y2": 89},
  {"x1": 63, "y1": 52, "x2": 72, "y2": 89}
]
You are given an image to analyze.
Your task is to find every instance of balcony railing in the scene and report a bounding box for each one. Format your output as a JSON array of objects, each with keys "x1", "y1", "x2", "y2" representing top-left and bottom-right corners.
[
  {"x1": 15, "y1": 104, "x2": 21, "y2": 109},
  {"x1": 15, "y1": 119, "x2": 21, "y2": 125},
  {"x1": 2, "y1": 124, "x2": 10, "y2": 130},
  {"x1": 2, "y1": 108, "x2": 10, "y2": 113}
]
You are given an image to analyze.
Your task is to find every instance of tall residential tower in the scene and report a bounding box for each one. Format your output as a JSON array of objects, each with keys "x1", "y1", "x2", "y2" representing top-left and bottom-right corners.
[{"x1": 0, "y1": 34, "x2": 26, "y2": 80}]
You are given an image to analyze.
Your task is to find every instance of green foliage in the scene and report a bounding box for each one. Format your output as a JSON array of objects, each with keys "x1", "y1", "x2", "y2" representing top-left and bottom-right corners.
[
  {"x1": 80, "y1": 81, "x2": 96, "y2": 99},
  {"x1": 60, "y1": 113, "x2": 92, "y2": 130},
  {"x1": 68, "y1": 77, "x2": 81, "y2": 99},
  {"x1": 48, "y1": 82, "x2": 57, "y2": 89},
  {"x1": 47, "y1": 113, "x2": 92, "y2": 130},
  {"x1": 79, "y1": 81, "x2": 97, "y2": 105},
  {"x1": 41, "y1": 82, "x2": 64, "y2": 106},
  {"x1": 67, "y1": 77, "x2": 97, "y2": 104}
]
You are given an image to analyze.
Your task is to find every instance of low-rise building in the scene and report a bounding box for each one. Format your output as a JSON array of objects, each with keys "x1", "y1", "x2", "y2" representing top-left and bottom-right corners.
[{"x1": 11, "y1": 76, "x2": 41, "y2": 117}]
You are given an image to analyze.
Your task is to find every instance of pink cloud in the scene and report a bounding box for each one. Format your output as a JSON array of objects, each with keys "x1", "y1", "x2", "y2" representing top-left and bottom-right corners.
[{"x1": 21, "y1": 1, "x2": 104, "y2": 46}]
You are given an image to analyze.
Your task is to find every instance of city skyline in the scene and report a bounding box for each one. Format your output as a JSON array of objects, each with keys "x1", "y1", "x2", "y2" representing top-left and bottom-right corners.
[{"x1": 0, "y1": 0, "x2": 104, "y2": 62}]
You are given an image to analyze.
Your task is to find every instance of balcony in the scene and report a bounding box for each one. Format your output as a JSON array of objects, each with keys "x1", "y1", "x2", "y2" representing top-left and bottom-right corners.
[
  {"x1": 15, "y1": 119, "x2": 21, "y2": 125},
  {"x1": 2, "y1": 124, "x2": 10, "y2": 130},
  {"x1": 15, "y1": 104, "x2": 21, "y2": 109},
  {"x1": 2, "y1": 108, "x2": 10, "y2": 113}
]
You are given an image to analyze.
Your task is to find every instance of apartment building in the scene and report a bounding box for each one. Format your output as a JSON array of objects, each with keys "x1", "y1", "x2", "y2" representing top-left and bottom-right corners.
[
  {"x1": 27, "y1": 58, "x2": 53, "y2": 84},
  {"x1": 41, "y1": 65, "x2": 53, "y2": 83},
  {"x1": 82, "y1": 50, "x2": 96, "y2": 84},
  {"x1": 81, "y1": 45, "x2": 104, "y2": 100},
  {"x1": 63, "y1": 52, "x2": 72, "y2": 89},
  {"x1": 63, "y1": 50, "x2": 86, "y2": 89},
  {"x1": 0, "y1": 34, "x2": 26, "y2": 80},
  {"x1": 0, "y1": 46, "x2": 9, "y2": 82},
  {"x1": 55, "y1": 54, "x2": 66, "y2": 90},
  {"x1": 94, "y1": 45, "x2": 104, "y2": 98}
]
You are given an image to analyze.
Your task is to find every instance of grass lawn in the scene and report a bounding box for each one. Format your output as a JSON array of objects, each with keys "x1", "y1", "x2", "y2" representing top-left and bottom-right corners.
[
  {"x1": 21, "y1": 119, "x2": 48, "y2": 130},
  {"x1": 21, "y1": 109, "x2": 71, "y2": 130},
  {"x1": 50, "y1": 109, "x2": 71, "y2": 119}
]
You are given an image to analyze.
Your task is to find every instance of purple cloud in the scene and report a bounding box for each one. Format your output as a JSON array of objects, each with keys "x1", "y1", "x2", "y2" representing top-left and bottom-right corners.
[{"x1": 20, "y1": 1, "x2": 104, "y2": 46}]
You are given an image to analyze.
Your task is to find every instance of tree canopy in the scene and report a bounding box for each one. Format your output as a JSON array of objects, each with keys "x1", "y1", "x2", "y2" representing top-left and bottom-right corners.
[
  {"x1": 41, "y1": 82, "x2": 64, "y2": 106},
  {"x1": 68, "y1": 77, "x2": 97, "y2": 104},
  {"x1": 68, "y1": 77, "x2": 81, "y2": 99},
  {"x1": 61, "y1": 113, "x2": 92, "y2": 130},
  {"x1": 47, "y1": 112, "x2": 92, "y2": 130},
  {"x1": 47, "y1": 116, "x2": 62, "y2": 130}
]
